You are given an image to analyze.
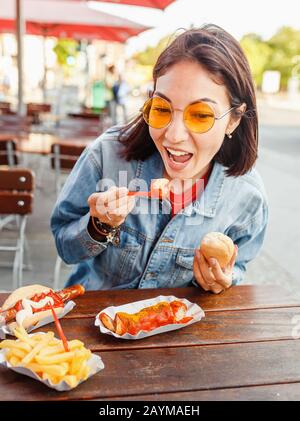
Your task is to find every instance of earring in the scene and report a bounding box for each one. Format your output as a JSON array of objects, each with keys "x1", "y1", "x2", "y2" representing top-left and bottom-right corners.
[{"x1": 227, "y1": 133, "x2": 232, "y2": 139}]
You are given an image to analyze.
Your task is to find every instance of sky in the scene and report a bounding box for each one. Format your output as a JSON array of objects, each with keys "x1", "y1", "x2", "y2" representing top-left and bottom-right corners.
[{"x1": 88, "y1": 0, "x2": 300, "y2": 56}]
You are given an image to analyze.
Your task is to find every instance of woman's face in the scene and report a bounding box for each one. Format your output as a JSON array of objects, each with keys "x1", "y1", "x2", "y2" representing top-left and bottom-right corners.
[{"x1": 149, "y1": 60, "x2": 235, "y2": 182}]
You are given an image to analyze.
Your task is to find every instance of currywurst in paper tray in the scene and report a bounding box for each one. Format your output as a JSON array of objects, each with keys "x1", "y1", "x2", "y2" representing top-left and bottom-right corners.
[{"x1": 95, "y1": 295, "x2": 205, "y2": 340}]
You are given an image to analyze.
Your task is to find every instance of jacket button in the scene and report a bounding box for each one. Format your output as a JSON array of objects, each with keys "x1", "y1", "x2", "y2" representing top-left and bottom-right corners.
[{"x1": 145, "y1": 272, "x2": 156, "y2": 279}]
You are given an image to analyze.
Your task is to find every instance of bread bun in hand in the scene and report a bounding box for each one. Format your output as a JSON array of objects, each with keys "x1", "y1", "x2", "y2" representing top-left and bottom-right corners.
[{"x1": 200, "y1": 232, "x2": 235, "y2": 268}]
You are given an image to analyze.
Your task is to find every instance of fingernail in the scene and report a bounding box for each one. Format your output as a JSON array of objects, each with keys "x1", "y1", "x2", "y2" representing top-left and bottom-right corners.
[
  {"x1": 210, "y1": 258, "x2": 217, "y2": 266},
  {"x1": 120, "y1": 187, "x2": 128, "y2": 195}
]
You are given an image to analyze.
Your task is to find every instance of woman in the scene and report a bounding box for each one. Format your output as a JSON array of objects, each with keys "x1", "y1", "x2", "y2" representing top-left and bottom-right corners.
[{"x1": 51, "y1": 24, "x2": 268, "y2": 293}]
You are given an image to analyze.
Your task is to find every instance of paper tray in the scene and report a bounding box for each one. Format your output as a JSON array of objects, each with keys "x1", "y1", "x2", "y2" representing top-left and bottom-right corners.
[
  {"x1": 95, "y1": 295, "x2": 205, "y2": 340},
  {"x1": 0, "y1": 333, "x2": 105, "y2": 392},
  {"x1": 0, "y1": 301, "x2": 76, "y2": 339}
]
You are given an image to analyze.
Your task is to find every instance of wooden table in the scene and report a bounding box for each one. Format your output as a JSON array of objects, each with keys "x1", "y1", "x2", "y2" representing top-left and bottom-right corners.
[
  {"x1": 1, "y1": 285, "x2": 300, "y2": 401},
  {"x1": 0, "y1": 133, "x2": 93, "y2": 156},
  {"x1": 17, "y1": 133, "x2": 93, "y2": 155}
]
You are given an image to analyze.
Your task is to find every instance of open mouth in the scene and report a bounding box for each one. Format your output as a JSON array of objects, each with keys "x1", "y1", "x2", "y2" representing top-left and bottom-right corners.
[{"x1": 165, "y1": 147, "x2": 193, "y2": 167}]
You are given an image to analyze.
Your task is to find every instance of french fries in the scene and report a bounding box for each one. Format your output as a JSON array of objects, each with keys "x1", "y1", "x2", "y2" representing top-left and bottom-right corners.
[{"x1": 0, "y1": 326, "x2": 92, "y2": 388}]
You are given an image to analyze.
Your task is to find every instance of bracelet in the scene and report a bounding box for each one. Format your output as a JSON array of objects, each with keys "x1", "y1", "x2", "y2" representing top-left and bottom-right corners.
[{"x1": 91, "y1": 217, "x2": 120, "y2": 243}]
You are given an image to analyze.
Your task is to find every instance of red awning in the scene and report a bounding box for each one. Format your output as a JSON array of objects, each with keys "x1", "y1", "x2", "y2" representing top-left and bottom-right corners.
[
  {"x1": 0, "y1": 20, "x2": 145, "y2": 42},
  {"x1": 0, "y1": 0, "x2": 150, "y2": 42},
  {"x1": 75, "y1": 0, "x2": 175, "y2": 9}
]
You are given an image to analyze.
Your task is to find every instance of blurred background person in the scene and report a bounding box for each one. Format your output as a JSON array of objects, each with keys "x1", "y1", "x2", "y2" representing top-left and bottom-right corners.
[
  {"x1": 105, "y1": 64, "x2": 118, "y2": 125},
  {"x1": 115, "y1": 75, "x2": 130, "y2": 124}
]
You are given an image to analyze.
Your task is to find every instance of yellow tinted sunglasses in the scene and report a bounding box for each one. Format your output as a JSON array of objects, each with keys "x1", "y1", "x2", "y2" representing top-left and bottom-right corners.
[{"x1": 142, "y1": 96, "x2": 237, "y2": 134}]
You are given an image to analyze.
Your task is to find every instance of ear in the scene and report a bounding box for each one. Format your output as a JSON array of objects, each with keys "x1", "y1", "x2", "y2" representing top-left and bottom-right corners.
[{"x1": 226, "y1": 103, "x2": 247, "y2": 136}]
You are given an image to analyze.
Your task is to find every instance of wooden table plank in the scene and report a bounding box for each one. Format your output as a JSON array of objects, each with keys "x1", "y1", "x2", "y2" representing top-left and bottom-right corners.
[
  {"x1": 35, "y1": 307, "x2": 300, "y2": 352},
  {"x1": 95, "y1": 383, "x2": 300, "y2": 401},
  {"x1": 1, "y1": 286, "x2": 299, "y2": 317},
  {"x1": 1, "y1": 339, "x2": 300, "y2": 400},
  {"x1": 64, "y1": 286, "x2": 300, "y2": 318}
]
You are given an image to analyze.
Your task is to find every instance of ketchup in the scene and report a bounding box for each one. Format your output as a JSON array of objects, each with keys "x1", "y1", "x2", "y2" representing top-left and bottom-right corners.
[{"x1": 15, "y1": 291, "x2": 64, "y2": 314}]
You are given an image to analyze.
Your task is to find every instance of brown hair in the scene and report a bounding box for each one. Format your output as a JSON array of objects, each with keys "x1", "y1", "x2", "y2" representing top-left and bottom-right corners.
[{"x1": 118, "y1": 24, "x2": 258, "y2": 176}]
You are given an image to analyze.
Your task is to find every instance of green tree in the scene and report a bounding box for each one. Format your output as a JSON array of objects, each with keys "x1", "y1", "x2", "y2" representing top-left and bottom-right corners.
[
  {"x1": 240, "y1": 33, "x2": 273, "y2": 88},
  {"x1": 266, "y1": 26, "x2": 300, "y2": 87},
  {"x1": 133, "y1": 26, "x2": 300, "y2": 91},
  {"x1": 133, "y1": 34, "x2": 175, "y2": 66},
  {"x1": 53, "y1": 39, "x2": 79, "y2": 75}
]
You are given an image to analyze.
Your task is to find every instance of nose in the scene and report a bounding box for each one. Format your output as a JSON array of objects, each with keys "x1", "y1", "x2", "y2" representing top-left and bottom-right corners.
[{"x1": 164, "y1": 110, "x2": 189, "y2": 145}]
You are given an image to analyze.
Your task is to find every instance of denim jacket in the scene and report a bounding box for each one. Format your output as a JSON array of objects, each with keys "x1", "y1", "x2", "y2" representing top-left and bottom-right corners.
[{"x1": 51, "y1": 127, "x2": 268, "y2": 290}]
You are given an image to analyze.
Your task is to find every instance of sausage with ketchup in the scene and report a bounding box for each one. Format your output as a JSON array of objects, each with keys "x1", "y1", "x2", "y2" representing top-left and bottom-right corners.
[{"x1": 0, "y1": 284, "x2": 84, "y2": 332}]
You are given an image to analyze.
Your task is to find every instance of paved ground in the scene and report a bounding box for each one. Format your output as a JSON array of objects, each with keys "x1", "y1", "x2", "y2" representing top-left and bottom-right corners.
[{"x1": 0, "y1": 95, "x2": 299, "y2": 293}]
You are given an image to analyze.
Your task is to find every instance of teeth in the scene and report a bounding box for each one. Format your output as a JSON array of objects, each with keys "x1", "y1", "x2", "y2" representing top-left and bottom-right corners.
[{"x1": 166, "y1": 148, "x2": 190, "y2": 156}]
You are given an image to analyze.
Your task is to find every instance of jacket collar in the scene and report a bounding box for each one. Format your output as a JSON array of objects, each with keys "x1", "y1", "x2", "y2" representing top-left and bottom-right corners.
[
  {"x1": 136, "y1": 153, "x2": 225, "y2": 219},
  {"x1": 185, "y1": 162, "x2": 226, "y2": 218},
  {"x1": 136, "y1": 150, "x2": 164, "y2": 190}
]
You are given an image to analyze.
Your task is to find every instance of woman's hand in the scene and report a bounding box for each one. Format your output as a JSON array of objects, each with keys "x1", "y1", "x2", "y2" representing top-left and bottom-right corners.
[
  {"x1": 88, "y1": 186, "x2": 135, "y2": 227},
  {"x1": 193, "y1": 245, "x2": 238, "y2": 294}
]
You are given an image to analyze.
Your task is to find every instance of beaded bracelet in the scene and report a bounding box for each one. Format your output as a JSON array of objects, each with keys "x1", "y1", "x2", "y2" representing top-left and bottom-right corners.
[{"x1": 91, "y1": 217, "x2": 120, "y2": 243}]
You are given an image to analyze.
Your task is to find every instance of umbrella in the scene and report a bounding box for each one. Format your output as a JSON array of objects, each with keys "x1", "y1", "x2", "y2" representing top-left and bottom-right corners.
[
  {"x1": 0, "y1": 0, "x2": 149, "y2": 41},
  {"x1": 66, "y1": 0, "x2": 175, "y2": 9},
  {"x1": 0, "y1": 0, "x2": 152, "y2": 114}
]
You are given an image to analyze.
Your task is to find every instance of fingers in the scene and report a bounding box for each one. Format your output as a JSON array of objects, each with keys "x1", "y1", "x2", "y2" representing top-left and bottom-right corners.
[
  {"x1": 88, "y1": 186, "x2": 135, "y2": 226},
  {"x1": 194, "y1": 241, "x2": 238, "y2": 293},
  {"x1": 105, "y1": 186, "x2": 129, "y2": 202},
  {"x1": 100, "y1": 195, "x2": 131, "y2": 214},
  {"x1": 208, "y1": 258, "x2": 232, "y2": 289},
  {"x1": 199, "y1": 253, "x2": 217, "y2": 286},
  {"x1": 193, "y1": 250, "x2": 223, "y2": 294},
  {"x1": 193, "y1": 250, "x2": 209, "y2": 291},
  {"x1": 107, "y1": 197, "x2": 135, "y2": 218},
  {"x1": 194, "y1": 250, "x2": 231, "y2": 294}
]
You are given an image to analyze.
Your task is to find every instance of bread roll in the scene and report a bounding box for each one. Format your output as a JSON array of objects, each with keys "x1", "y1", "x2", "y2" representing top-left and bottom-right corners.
[
  {"x1": 1, "y1": 284, "x2": 59, "y2": 333},
  {"x1": 200, "y1": 232, "x2": 234, "y2": 268},
  {"x1": 2, "y1": 284, "x2": 52, "y2": 310},
  {"x1": 7, "y1": 307, "x2": 63, "y2": 333}
]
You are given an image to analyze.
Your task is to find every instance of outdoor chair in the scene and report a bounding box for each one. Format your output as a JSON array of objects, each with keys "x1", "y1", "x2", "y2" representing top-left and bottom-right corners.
[
  {"x1": 0, "y1": 138, "x2": 19, "y2": 166},
  {"x1": 0, "y1": 168, "x2": 35, "y2": 289},
  {"x1": 27, "y1": 102, "x2": 52, "y2": 125},
  {"x1": 50, "y1": 141, "x2": 86, "y2": 289},
  {"x1": 0, "y1": 101, "x2": 14, "y2": 115},
  {"x1": 50, "y1": 141, "x2": 86, "y2": 196},
  {"x1": 0, "y1": 138, "x2": 20, "y2": 232}
]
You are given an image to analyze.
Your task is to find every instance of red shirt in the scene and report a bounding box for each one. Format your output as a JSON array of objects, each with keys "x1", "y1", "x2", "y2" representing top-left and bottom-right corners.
[{"x1": 169, "y1": 165, "x2": 212, "y2": 217}]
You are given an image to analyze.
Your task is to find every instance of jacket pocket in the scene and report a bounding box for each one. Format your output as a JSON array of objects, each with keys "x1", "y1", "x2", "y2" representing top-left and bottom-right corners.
[
  {"x1": 99, "y1": 242, "x2": 141, "y2": 288},
  {"x1": 97, "y1": 224, "x2": 142, "y2": 288},
  {"x1": 170, "y1": 248, "x2": 195, "y2": 287}
]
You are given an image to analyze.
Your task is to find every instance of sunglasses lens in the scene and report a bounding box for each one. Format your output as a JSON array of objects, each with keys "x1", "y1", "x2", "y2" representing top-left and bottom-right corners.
[
  {"x1": 184, "y1": 102, "x2": 215, "y2": 133},
  {"x1": 143, "y1": 97, "x2": 172, "y2": 129}
]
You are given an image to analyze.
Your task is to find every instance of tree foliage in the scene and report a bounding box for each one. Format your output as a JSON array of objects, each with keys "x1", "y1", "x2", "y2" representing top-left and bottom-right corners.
[
  {"x1": 53, "y1": 39, "x2": 79, "y2": 68},
  {"x1": 240, "y1": 34, "x2": 273, "y2": 87},
  {"x1": 133, "y1": 26, "x2": 300, "y2": 91},
  {"x1": 133, "y1": 34, "x2": 176, "y2": 66},
  {"x1": 241, "y1": 26, "x2": 300, "y2": 89}
]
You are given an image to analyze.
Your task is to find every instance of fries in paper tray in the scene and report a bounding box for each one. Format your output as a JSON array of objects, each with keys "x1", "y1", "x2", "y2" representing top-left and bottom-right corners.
[
  {"x1": 95, "y1": 295, "x2": 205, "y2": 339},
  {"x1": 0, "y1": 326, "x2": 104, "y2": 391}
]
